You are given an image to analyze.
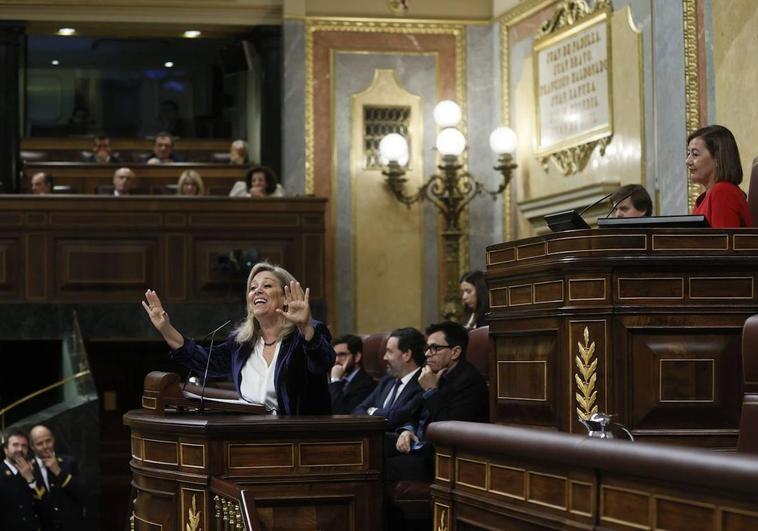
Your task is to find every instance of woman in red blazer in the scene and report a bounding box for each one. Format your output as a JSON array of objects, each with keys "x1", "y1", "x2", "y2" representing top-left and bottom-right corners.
[{"x1": 688, "y1": 125, "x2": 753, "y2": 228}]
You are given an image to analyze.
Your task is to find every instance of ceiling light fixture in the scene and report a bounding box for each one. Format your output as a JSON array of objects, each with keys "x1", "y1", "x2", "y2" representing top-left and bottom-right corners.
[
  {"x1": 57, "y1": 28, "x2": 76, "y2": 36},
  {"x1": 164, "y1": 61, "x2": 174, "y2": 68},
  {"x1": 51, "y1": 60, "x2": 60, "y2": 66},
  {"x1": 183, "y1": 30, "x2": 202, "y2": 39}
]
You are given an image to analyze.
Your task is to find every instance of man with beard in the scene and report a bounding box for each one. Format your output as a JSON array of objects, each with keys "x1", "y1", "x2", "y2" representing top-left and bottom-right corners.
[
  {"x1": 30, "y1": 425, "x2": 85, "y2": 531},
  {"x1": 329, "y1": 334, "x2": 376, "y2": 414},
  {"x1": 353, "y1": 327, "x2": 425, "y2": 431},
  {"x1": 0, "y1": 429, "x2": 44, "y2": 530}
]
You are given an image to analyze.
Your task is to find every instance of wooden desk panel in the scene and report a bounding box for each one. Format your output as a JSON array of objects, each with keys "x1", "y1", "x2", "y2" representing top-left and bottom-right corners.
[
  {"x1": 124, "y1": 411, "x2": 387, "y2": 531},
  {"x1": 486, "y1": 228, "x2": 758, "y2": 448},
  {"x1": 0, "y1": 196, "x2": 326, "y2": 305},
  {"x1": 22, "y1": 162, "x2": 248, "y2": 195}
]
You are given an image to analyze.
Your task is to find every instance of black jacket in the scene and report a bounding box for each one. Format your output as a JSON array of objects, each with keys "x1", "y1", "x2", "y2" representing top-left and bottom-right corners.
[
  {"x1": 354, "y1": 369, "x2": 424, "y2": 431},
  {"x1": 0, "y1": 460, "x2": 43, "y2": 531},
  {"x1": 329, "y1": 369, "x2": 376, "y2": 414},
  {"x1": 34, "y1": 455, "x2": 85, "y2": 531}
]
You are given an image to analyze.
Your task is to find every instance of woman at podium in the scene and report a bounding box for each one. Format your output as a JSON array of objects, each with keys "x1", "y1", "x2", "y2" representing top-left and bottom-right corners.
[
  {"x1": 688, "y1": 125, "x2": 752, "y2": 228},
  {"x1": 141, "y1": 262, "x2": 335, "y2": 415}
]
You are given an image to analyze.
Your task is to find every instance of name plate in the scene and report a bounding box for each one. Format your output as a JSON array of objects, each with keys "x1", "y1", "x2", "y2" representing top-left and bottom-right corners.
[{"x1": 534, "y1": 9, "x2": 612, "y2": 157}]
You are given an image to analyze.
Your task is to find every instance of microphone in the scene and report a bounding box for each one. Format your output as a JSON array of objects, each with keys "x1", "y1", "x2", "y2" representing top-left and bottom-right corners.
[
  {"x1": 578, "y1": 191, "x2": 614, "y2": 217},
  {"x1": 198, "y1": 319, "x2": 232, "y2": 414},
  {"x1": 603, "y1": 189, "x2": 636, "y2": 219}
]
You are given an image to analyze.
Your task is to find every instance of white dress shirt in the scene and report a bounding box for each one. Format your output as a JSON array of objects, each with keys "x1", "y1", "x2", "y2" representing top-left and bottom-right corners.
[{"x1": 240, "y1": 337, "x2": 280, "y2": 413}]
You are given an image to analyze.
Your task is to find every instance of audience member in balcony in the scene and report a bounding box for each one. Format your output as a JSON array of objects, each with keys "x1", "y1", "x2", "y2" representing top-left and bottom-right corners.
[
  {"x1": 610, "y1": 184, "x2": 652, "y2": 218},
  {"x1": 112, "y1": 167, "x2": 135, "y2": 196},
  {"x1": 353, "y1": 328, "x2": 425, "y2": 430},
  {"x1": 386, "y1": 321, "x2": 489, "y2": 481},
  {"x1": 229, "y1": 139, "x2": 250, "y2": 165},
  {"x1": 460, "y1": 270, "x2": 489, "y2": 329},
  {"x1": 30, "y1": 425, "x2": 85, "y2": 530},
  {"x1": 30, "y1": 172, "x2": 53, "y2": 195},
  {"x1": 83, "y1": 135, "x2": 120, "y2": 163},
  {"x1": 689, "y1": 124, "x2": 752, "y2": 227},
  {"x1": 1, "y1": 428, "x2": 43, "y2": 531},
  {"x1": 229, "y1": 166, "x2": 285, "y2": 198},
  {"x1": 142, "y1": 261, "x2": 335, "y2": 415},
  {"x1": 329, "y1": 334, "x2": 376, "y2": 414},
  {"x1": 176, "y1": 170, "x2": 205, "y2": 196},
  {"x1": 146, "y1": 132, "x2": 184, "y2": 164}
]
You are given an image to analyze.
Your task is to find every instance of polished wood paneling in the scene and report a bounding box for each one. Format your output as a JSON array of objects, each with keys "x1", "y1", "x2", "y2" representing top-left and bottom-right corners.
[
  {"x1": 0, "y1": 196, "x2": 326, "y2": 306},
  {"x1": 124, "y1": 412, "x2": 386, "y2": 531},
  {"x1": 487, "y1": 228, "x2": 758, "y2": 448}
]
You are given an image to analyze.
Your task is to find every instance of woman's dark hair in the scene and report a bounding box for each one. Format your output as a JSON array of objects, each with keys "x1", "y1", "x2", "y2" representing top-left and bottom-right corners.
[
  {"x1": 687, "y1": 125, "x2": 743, "y2": 185},
  {"x1": 460, "y1": 270, "x2": 489, "y2": 320},
  {"x1": 245, "y1": 166, "x2": 278, "y2": 195}
]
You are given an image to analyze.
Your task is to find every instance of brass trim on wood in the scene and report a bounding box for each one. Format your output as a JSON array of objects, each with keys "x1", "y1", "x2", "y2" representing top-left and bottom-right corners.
[
  {"x1": 651, "y1": 233, "x2": 729, "y2": 252},
  {"x1": 568, "y1": 278, "x2": 607, "y2": 301},
  {"x1": 142, "y1": 438, "x2": 179, "y2": 466},
  {"x1": 455, "y1": 457, "x2": 489, "y2": 491},
  {"x1": 488, "y1": 463, "x2": 527, "y2": 501},
  {"x1": 227, "y1": 443, "x2": 295, "y2": 470},
  {"x1": 616, "y1": 276, "x2": 685, "y2": 300},
  {"x1": 658, "y1": 358, "x2": 715, "y2": 403},
  {"x1": 497, "y1": 360, "x2": 548, "y2": 401},
  {"x1": 297, "y1": 440, "x2": 365, "y2": 467},
  {"x1": 525, "y1": 470, "x2": 569, "y2": 511},
  {"x1": 179, "y1": 443, "x2": 207, "y2": 469},
  {"x1": 688, "y1": 276, "x2": 754, "y2": 300},
  {"x1": 599, "y1": 484, "x2": 651, "y2": 530}
]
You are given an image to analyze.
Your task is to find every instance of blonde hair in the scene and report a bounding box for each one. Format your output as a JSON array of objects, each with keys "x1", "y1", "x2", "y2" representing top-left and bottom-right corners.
[
  {"x1": 233, "y1": 261, "x2": 297, "y2": 345},
  {"x1": 177, "y1": 170, "x2": 205, "y2": 195}
]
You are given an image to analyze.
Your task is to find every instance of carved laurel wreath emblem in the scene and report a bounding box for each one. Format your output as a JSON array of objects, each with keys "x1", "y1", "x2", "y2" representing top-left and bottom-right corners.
[{"x1": 575, "y1": 326, "x2": 598, "y2": 421}]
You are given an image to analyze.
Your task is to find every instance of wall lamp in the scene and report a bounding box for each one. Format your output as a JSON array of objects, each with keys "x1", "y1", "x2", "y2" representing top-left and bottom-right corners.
[{"x1": 379, "y1": 100, "x2": 518, "y2": 320}]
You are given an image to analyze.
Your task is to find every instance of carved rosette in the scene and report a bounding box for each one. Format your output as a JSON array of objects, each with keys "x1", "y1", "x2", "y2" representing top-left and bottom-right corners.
[{"x1": 575, "y1": 326, "x2": 598, "y2": 421}]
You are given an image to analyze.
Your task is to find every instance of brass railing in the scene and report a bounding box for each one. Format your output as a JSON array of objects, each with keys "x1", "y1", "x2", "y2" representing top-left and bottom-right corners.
[{"x1": 210, "y1": 477, "x2": 262, "y2": 531}]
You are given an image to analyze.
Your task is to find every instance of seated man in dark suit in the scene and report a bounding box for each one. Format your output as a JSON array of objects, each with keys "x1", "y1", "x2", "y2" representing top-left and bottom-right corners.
[
  {"x1": 353, "y1": 327, "x2": 426, "y2": 431},
  {"x1": 386, "y1": 321, "x2": 489, "y2": 481},
  {"x1": 329, "y1": 334, "x2": 377, "y2": 414},
  {"x1": 30, "y1": 425, "x2": 85, "y2": 530}
]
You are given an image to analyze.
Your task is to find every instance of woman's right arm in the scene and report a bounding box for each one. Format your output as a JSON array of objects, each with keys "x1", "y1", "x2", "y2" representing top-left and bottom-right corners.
[{"x1": 142, "y1": 289, "x2": 184, "y2": 350}]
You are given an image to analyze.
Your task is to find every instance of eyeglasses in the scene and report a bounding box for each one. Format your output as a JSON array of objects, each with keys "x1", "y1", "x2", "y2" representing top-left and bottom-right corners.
[{"x1": 424, "y1": 343, "x2": 451, "y2": 355}]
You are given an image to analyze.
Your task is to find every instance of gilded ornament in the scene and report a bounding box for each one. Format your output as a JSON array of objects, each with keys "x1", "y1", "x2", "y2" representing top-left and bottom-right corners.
[
  {"x1": 436, "y1": 506, "x2": 448, "y2": 531},
  {"x1": 186, "y1": 494, "x2": 201, "y2": 531},
  {"x1": 575, "y1": 326, "x2": 598, "y2": 421}
]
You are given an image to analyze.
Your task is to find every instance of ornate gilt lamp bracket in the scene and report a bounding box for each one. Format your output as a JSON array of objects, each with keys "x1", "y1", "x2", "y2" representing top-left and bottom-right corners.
[
  {"x1": 575, "y1": 326, "x2": 598, "y2": 421},
  {"x1": 537, "y1": 0, "x2": 612, "y2": 38}
]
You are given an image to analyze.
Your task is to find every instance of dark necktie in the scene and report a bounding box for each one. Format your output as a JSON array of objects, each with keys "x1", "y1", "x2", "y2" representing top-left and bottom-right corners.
[{"x1": 383, "y1": 378, "x2": 402, "y2": 409}]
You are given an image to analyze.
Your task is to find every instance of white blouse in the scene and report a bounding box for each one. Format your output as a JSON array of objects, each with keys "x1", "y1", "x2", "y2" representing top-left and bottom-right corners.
[{"x1": 239, "y1": 337, "x2": 280, "y2": 413}]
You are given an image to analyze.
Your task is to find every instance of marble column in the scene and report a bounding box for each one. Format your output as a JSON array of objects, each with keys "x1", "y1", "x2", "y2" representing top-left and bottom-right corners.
[{"x1": 0, "y1": 22, "x2": 23, "y2": 193}]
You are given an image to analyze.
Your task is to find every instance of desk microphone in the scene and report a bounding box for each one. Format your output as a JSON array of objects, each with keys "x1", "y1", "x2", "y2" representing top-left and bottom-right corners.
[
  {"x1": 198, "y1": 319, "x2": 232, "y2": 414},
  {"x1": 578, "y1": 191, "x2": 614, "y2": 217},
  {"x1": 603, "y1": 189, "x2": 636, "y2": 219}
]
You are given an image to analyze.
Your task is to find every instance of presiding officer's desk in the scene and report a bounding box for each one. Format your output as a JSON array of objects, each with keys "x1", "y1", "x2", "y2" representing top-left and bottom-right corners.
[
  {"x1": 486, "y1": 228, "x2": 758, "y2": 448},
  {"x1": 124, "y1": 409, "x2": 387, "y2": 531}
]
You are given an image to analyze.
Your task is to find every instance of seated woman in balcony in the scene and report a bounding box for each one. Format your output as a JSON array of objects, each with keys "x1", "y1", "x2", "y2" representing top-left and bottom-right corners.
[
  {"x1": 176, "y1": 170, "x2": 205, "y2": 196},
  {"x1": 229, "y1": 166, "x2": 285, "y2": 198},
  {"x1": 460, "y1": 270, "x2": 489, "y2": 329},
  {"x1": 688, "y1": 125, "x2": 752, "y2": 228},
  {"x1": 141, "y1": 262, "x2": 335, "y2": 415}
]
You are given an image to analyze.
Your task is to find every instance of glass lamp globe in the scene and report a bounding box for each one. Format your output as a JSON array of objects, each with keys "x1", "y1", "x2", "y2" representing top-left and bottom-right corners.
[
  {"x1": 433, "y1": 100, "x2": 462, "y2": 128},
  {"x1": 489, "y1": 126, "x2": 518, "y2": 155},
  {"x1": 378, "y1": 133, "x2": 409, "y2": 164},
  {"x1": 436, "y1": 128, "x2": 466, "y2": 157}
]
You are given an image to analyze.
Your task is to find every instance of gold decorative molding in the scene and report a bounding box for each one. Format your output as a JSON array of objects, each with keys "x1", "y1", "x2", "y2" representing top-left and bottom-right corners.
[
  {"x1": 540, "y1": 136, "x2": 613, "y2": 175},
  {"x1": 537, "y1": 0, "x2": 611, "y2": 38},
  {"x1": 186, "y1": 494, "x2": 201, "y2": 531},
  {"x1": 499, "y1": 0, "x2": 558, "y2": 241},
  {"x1": 682, "y1": 0, "x2": 701, "y2": 210},
  {"x1": 574, "y1": 326, "x2": 598, "y2": 421}
]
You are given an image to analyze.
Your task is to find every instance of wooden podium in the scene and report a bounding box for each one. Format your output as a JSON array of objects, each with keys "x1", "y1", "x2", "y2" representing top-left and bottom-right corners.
[
  {"x1": 486, "y1": 227, "x2": 758, "y2": 448},
  {"x1": 124, "y1": 374, "x2": 387, "y2": 531}
]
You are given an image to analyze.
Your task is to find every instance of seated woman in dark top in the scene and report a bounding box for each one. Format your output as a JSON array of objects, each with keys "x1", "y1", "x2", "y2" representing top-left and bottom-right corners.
[
  {"x1": 460, "y1": 270, "x2": 489, "y2": 329},
  {"x1": 688, "y1": 125, "x2": 752, "y2": 228},
  {"x1": 141, "y1": 262, "x2": 335, "y2": 415}
]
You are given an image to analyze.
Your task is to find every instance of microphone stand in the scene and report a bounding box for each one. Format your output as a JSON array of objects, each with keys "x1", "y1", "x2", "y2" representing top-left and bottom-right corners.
[
  {"x1": 198, "y1": 319, "x2": 232, "y2": 414},
  {"x1": 603, "y1": 190, "x2": 636, "y2": 218}
]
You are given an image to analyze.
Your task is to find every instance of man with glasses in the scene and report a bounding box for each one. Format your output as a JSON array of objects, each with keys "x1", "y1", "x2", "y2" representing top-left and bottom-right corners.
[
  {"x1": 353, "y1": 328, "x2": 426, "y2": 431},
  {"x1": 386, "y1": 321, "x2": 489, "y2": 481},
  {"x1": 329, "y1": 334, "x2": 376, "y2": 414}
]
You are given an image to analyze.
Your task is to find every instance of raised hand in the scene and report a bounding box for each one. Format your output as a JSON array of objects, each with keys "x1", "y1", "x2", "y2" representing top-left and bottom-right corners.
[
  {"x1": 277, "y1": 281, "x2": 314, "y2": 340},
  {"x1": 142, "y1": 289, "x2": 170, "y2": 331}
]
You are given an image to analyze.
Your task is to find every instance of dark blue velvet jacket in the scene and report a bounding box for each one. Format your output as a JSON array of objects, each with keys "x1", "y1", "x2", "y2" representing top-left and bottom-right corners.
[{"x1": 171, "y1": 320, "x2": 335, "y2": 415}]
